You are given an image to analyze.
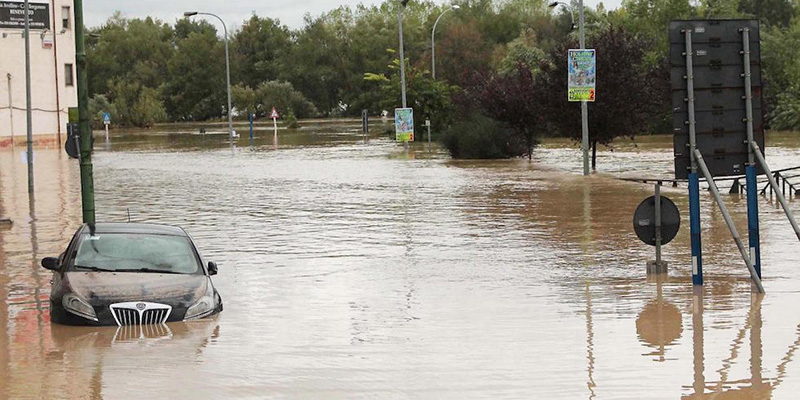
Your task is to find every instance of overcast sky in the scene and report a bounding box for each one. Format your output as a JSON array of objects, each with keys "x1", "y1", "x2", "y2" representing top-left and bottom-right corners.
[{"x1": 83, "y1": 0, "x2": 622, "y2": 31}]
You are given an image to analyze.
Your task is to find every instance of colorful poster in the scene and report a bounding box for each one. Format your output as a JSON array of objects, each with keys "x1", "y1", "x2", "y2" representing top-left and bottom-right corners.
[
  {"x1": 394, "y1": 108, "x2": 414, "y2": 142},
  {"x1": 568, "y1": 49, "x2": 596, "y2": 102}
]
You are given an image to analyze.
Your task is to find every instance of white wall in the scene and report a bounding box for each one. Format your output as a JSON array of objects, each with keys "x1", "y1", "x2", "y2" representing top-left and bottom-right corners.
[{"x1": 0, "y1": 0, "x2": 77, "y2": 141}]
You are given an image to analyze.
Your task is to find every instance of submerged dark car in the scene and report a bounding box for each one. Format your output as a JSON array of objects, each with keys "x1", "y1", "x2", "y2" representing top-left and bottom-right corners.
[{"x1": 41, "y1": 223, "x2": 223, "y2": 326}]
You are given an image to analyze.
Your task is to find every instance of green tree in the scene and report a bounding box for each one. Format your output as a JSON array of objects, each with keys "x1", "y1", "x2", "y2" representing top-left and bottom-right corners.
[
  {"x1": 233, "y1": 15, "x2": 292, "y2": 88},
  {"x1": 107, "y1": 79, "x2": 166, "y2": 127},
  {"x1": 164, "y1": 29, "x2": 227, "y2": 121},
  {"x1": 538, "y1": 26, "x2": 666, "y2": 169},
  {"x1": 231, "y1": 84, "x2": 261, "y2": 117},
  {"x1": 86, "y1": 14, "x2": 174, "y2": 97},
  {"x1": 365, "y1": 54, "x2": 456, "y2": 135},
  {"x1": 255, "y1": 81, "x2": 319, "y2": 119},
  {"x1": 88, "y1": 94, "x2": 117, "y2": 130}
]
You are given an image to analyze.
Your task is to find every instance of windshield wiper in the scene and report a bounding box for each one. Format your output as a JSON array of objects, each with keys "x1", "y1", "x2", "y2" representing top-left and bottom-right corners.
[
  {"x1": 114, "y1": 268, "x2": 185, "y2": 274},
  {"x1": 74, "y1": 265, "x2": 115, "y2": 272}
]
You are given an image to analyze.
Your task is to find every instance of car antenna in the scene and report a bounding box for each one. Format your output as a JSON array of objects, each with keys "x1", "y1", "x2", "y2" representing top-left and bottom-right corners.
[{"x1": 127, "y1": 208, "x2": 131, "y2": 223}]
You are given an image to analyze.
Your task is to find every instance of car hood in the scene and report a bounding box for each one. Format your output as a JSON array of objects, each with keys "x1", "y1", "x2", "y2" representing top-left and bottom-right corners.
[{"x1": 65, "y1": 272, "x2": 208, "y2": 308}]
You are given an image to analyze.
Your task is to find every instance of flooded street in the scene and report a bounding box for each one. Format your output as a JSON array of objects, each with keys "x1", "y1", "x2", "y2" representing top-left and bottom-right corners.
[{"x1": 1, "y1": 121, "x2": 800, "y2": 399}]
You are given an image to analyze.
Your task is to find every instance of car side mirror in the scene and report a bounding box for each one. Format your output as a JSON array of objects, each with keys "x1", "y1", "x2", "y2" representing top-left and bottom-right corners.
[
  {"x1": 207, "y1": 261, "x2": 218, "y2": 276},
  {"x1": 41, "y1": 257, "x2": 59, "y2": 271}
]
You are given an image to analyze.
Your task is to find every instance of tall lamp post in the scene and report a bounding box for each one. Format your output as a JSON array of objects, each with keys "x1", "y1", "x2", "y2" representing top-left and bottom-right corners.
[
  {"x1": 184, "y1": 11, "x2": 234, "y2": 141},
  {"x1": 550, "y1": 0, "x2": 589, "y2": 176},
  {"x1": 431, "y1": 5, "x2": 459, "y2": 80},
  {"x1": 397, "y1": 0, "x2": 409, "y2": 108},
  {"x1": 548, "y1": 1, "x2": 575, "y2": 30}
]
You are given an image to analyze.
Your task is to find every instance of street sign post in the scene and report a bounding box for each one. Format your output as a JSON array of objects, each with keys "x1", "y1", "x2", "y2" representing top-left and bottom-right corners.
[
  {"x1": 634, "y1": 185, "x2": 681, "y2": 274},
  {"x1": 103, "y1": 112, "x2": 110, "y2": 142},
  {"x1": 568, "y1": 49, "x2": 596, "y2": 102},
  {"x1": 270, "y1": 107, "x2": 279, "y2": 143},
  {"x1": 394, "y1": 108, "x2": 414, "y2": 142}
]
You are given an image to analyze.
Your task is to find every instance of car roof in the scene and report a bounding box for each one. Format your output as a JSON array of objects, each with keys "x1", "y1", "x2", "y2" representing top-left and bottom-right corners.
[{"x1": 81, "y1": 223, "x2": 189, "y2": 237}]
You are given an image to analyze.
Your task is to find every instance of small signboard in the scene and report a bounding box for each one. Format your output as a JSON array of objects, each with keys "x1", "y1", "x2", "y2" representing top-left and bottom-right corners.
[
  {"x1": 568, "y1": 49, "x2": 596, "y2": 102},
  {"x1": 0, "y1": 1, "x2": 50, "y2": 30},
  {"x1": 394, "y1": 108, "x2": 414, "y2": 142},
  {"x1": 68, "y1": 107, "x2": 79, "y2": 123},
  {"x1": 103, "y1": 112, "x2": 111, "y2": 125},
  {"x1": 270, "y1": 107, "x2": 279, "y2": 119}
]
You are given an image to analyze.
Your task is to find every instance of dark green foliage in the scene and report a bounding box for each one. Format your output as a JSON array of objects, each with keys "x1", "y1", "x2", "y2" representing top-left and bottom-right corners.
[
  {"x1": 164, "y1": 30, "x2": 227, "y2": 121},
  {"x1": 254, "y1": 81, "x2": 319, "y2": 119},
  {"x1": 84, "y1": 0, "x2": 800, "y2": 145},
  {"x1": 440, "y1": 114, "x2": 524, "y2": 159},
  {"x1": 233, "y1": 15, "x2": 292, "y2": 88},
  {"x1": 365, "y1": 55, "x2": 456, "y2": 134},
  {"x1": 464, "y1": 64, "x2": 546, "y2": 159},
  {"x1": 107, "y1": 80, "x2": 166, "y2": 127},
  {"x1": 88, "y1": 94, "x2": 116, "y2": 130},
  {"x1": 538, "y1": 27, "x2": 666, "y2": 148},
  {"x1": 285, "y1": 111, "x2": 300, "y2": 129}
]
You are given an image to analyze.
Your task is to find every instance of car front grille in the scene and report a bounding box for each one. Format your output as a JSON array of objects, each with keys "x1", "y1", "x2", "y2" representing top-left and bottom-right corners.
[{"x1": 110, "y1": 302, "x2": 172, "y2": 326}]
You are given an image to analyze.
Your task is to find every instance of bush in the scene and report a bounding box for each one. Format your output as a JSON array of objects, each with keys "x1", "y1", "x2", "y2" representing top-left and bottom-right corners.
[
  {"x1": 440, "y1": 114, "x2": 524, "y2": 159},
  {"x1": 285, "y1": 111, "x2": 300, "y2": 129},
  {"x1": 88, "y1": 94, "x2": 117, "y2": 130}
]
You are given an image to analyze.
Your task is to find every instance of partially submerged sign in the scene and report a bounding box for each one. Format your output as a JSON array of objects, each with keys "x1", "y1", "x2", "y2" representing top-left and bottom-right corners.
[
  {"x1": 633, "y1": 195, "x2": 681, "y2": 246},
  {"x1": 103, "y1": 112, "x2": 111, "y2": 125},
  {"x1": 394, "y1": 108, "x2": 414, "y2": 142},
  {"x1": 568, "y1": 49, "x2": 596, "y2": 102},
  {"x1": 270, "y1": 107, "x2": 279, "y2": 119},
  {"x1": 0, "y1": 1, "x2": 50, "y2": 30}
]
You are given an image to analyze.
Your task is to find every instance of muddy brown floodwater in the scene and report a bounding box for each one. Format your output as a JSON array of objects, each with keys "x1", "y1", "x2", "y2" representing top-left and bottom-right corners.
[{"x1": 1, "y1": 120, "x2": 800, "y2": 399}]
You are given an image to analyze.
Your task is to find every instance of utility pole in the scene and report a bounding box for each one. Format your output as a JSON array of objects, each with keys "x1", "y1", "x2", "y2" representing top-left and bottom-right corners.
[
  {"x1": 24, "y1": 0, "x2": 33, "y2": 193},
  {"x1": 579, "y1": 0, "x2": 589, "y2": 175},
  {"x1": 74, "y1": 0, "x2": 95, "y2": 223},
  {"x1": 397, "y1": 0, "x2": 408, "y2": 108}
]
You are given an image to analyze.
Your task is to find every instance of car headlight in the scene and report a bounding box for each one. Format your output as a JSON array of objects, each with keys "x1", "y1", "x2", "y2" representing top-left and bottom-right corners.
[
  {"x1": 62, "y1": 293, "x2": 98, "y2": 321},
  {"x1": 184, "y1": 295, "x2": 214, "y2": 320}
]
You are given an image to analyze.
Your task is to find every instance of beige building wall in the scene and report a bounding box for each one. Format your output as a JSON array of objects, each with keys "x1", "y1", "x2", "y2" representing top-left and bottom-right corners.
[{"x1": 0, "y1": 0, "x2": 77, "y2": 147}]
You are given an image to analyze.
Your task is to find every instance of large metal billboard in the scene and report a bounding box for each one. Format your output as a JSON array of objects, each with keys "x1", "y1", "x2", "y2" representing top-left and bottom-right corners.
[
  {"x1": 0, "y1": 1, "x2": 50, "y2": 30},
  {"x1": 669, "y1": 20, "x2": 765, "y2": 179}
]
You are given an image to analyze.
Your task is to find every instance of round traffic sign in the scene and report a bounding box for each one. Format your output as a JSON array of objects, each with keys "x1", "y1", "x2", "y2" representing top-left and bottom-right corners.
[
  {"x1": 65, "y1": 131, "x2": 79, "y2": 159},
  {"x1": 633, "y1": 195, "x2": 681, "y2": 246}
]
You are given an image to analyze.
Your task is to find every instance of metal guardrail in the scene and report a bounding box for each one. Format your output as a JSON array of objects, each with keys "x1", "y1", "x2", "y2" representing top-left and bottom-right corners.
[{"x1": 620, "y1": 165, "x2": 800, "y2": 199}]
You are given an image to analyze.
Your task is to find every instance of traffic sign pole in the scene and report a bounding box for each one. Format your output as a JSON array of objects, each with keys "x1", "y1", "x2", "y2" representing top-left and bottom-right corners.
[{"x1": 655, "y1": 184, "x2": 662, "y2": 265}]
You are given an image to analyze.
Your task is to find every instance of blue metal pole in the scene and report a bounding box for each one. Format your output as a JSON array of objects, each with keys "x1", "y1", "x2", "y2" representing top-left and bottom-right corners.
[
  {"x1": 689, "y1": 172, "x2": 703, "y2": 285},
  {"x1": 249, "y1": 113, "x2": 254, "y2": 147},
  {"x1": 746, "y1": 165, "x2": 761, "y2": 278}
]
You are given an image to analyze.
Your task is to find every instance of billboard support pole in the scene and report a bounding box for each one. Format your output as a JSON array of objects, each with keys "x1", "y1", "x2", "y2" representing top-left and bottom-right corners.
[
  {"x1": 684, "y1": 29, "x2": 703, "y2": 286},
  {"x1": 579, "y1": 0, "x2": 589, "y2": 175},
  {"x1": 695, "y1": 150, "x2": 765, "y2": 293},
  {"x1": 751, "y1": 142, "x2": 800, "y2": 241},
  {"x1": 741, "y1": 27, "x2": 762, "y2": 283}
]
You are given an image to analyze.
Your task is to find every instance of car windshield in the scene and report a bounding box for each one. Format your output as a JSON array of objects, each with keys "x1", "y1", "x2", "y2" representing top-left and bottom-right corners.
[{"x1": 73, "y1": 233, "x2": 200, "y2": 274}]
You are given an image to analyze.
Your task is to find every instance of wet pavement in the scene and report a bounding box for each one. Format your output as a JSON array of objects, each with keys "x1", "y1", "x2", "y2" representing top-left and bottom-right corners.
[{"x1": 1, "y1": 122, "x2": 799, "y2": 399}]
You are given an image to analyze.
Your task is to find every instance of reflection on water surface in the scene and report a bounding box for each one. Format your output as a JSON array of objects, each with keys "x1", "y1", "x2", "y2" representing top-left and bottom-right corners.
[{"x1": 1, "y1": 125, "x2": 799, "y2": 399}]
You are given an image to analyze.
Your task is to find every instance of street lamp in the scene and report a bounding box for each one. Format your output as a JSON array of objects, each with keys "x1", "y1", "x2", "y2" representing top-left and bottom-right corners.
[
  {"x1": 397, "y1": 1, "x2": 409, "y2": 108},
  {"x1": 549, "y1": 0, "x2": 590, "y2": 175},
  {"x1": 548, "y1": 1, "x2": 575, "y2": 31},
  {"x1": 184, "y1": 11, "x2": 235, "y2": 141},
  {"x1": 431, "y1": 4, "x2": 459, "y2": 80}
]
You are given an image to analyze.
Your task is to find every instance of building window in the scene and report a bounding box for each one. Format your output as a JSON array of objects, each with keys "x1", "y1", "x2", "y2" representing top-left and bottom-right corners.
[
  {"x1": 65, "y1": 64, "x2": 74, "y2": 86},
  {"x1": 61, "y1": 6, "x2": 71, "y2": 31}
]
